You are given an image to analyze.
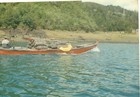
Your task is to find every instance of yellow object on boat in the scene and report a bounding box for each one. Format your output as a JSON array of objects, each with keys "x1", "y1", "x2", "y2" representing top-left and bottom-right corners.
[{"x1": 59, "y1": 43, "x2": 72, "y2": 51}]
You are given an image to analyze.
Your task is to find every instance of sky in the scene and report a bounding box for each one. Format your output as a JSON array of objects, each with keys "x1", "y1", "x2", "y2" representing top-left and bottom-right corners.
[
  {"x1": 0, "y1": 0, "x2": 138, "y2": 11},
  {"x1": 82, "y1": 0, "x2": 138, "y2": 11}
]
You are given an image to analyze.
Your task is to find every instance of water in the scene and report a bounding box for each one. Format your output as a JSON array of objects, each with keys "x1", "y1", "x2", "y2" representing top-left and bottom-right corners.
[{"x1": 0, "y1": 43, "x2": 139, "y2": 97}]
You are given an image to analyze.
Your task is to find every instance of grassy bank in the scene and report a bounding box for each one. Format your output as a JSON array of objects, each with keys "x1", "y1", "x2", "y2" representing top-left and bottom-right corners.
[
  {"x1": 0, "y1": 30, "x2": 139, "y2": 43},
  {"x1": 45, "y1": 30, "x2": 139, "y2": 43}
]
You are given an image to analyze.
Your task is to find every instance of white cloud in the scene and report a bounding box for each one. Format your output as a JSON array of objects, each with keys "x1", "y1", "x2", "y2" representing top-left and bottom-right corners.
[{"x1": 82, "y1": 0, "x2": 138, "y2": 11}]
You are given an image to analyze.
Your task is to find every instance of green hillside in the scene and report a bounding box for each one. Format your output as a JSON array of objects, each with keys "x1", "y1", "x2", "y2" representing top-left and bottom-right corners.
[{"x1": 0, "y1": 2, "x2": 138, "y2": 33}]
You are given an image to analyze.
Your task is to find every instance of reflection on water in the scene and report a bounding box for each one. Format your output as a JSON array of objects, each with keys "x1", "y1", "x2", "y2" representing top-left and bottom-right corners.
[{"x1": 0, "y1": 43, "x2": 139, "y2": 97}]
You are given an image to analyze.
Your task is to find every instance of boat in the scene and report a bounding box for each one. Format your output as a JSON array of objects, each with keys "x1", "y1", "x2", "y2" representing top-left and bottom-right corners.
[{"x1": 0, "y1": 38, "x2": 99, "y2": 55}]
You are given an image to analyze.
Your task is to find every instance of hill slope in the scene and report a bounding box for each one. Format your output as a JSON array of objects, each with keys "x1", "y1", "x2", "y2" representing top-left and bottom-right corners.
[{"x1": 0, "y1": 2, "x2": 138, "y2": 33}]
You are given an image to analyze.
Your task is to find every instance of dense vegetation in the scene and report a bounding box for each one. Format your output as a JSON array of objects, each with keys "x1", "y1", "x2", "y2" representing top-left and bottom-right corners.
[{"x1": 0, "y1": 2, "x2": 138, "y2": 33}]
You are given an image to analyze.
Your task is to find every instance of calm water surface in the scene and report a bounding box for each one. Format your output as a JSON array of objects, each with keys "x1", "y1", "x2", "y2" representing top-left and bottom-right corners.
[{"x1": 0, "y1": 43, "x2": 139, "y2": 97}]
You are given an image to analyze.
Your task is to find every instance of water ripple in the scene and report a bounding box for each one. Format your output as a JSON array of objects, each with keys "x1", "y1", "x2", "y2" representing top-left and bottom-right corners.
[{"x1": 0, "y1": 43, "x2": 139, "y2": 97}]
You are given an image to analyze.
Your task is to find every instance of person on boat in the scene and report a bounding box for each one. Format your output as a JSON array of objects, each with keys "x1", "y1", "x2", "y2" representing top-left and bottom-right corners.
[
  {"x1": 58, "y1": 43, "x2": 73, "y2": 51},
  {"x1": 1, "y1": 37, "x2": 11, "y2": 48},
  {"x1": 28, "y1": 39, "x2": 35, "y2": 49}
]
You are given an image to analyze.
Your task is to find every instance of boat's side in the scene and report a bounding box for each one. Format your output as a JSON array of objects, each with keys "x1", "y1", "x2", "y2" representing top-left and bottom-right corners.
[
  {"x1": 0, "y1": 43, "x2": 98, "y2": 55},
  {"x1": 67, "y1": 44, "x2": 97, "y2": 54}
]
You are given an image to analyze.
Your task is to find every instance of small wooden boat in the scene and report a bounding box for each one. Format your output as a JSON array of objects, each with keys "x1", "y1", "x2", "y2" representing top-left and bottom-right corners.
[{"x1": 0, "y1": 42, "x2": 98, "y2": 55}]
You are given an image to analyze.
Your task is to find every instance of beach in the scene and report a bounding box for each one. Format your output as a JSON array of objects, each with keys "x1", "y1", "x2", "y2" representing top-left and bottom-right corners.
[{"x1": 0, "y1": 30, "x2": 139, "y2": 44}]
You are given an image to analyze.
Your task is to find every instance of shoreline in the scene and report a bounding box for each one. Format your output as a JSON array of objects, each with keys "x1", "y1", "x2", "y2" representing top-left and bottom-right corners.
[{"x1": 0, "y1": 30, "x2": 139, "y2": 44}]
